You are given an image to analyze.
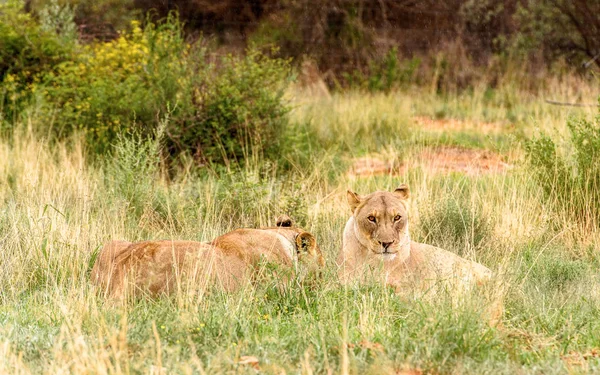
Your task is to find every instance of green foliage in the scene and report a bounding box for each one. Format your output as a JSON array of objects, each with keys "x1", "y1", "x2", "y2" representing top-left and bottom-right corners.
[
  {"x1": 515, "y1": 1, "x2": 600, "y2": 69},
  {"x1": 343, "y1": 50, "x2": 420, "y2": 92},
  {"x1": 216, "y1": 167, "x2": 309, "y2": 228},
  {"x1": 40, "y1": 16, "x2": 191, "y2": 152},
  {"x1": 0, "y1": 0, "x2": 74, "y2": 121},
  {"x1": 38, "y1": 0, "x2": 78, "y2": 43},
  {"x1": 459, "y1": 0, "x2": 513, "y2": 54},
  {"x1": 526, "y1": 110, "x2": 600, "y2": 228},
  {"x1": 170, "y1": 49, "x2": 291, "y2": 163},
  {"x1": 29, "y1": 0, "x2": 138, "y2": 34},
  {"x1": 35, "y1": 14, "x2": 291, "y2": 162},
  {"x1": 249, "y1": 12, "x2": 303, "y2": 54},
  {"x1": 520, "y1": 245, "x2": 590, "y2": 291},
  {"x1": 368, "y1": 51, "x2": 420, "y2": 92},
  {"x1": 103, "y1": 121, "x2": 164, "y2": 220}
]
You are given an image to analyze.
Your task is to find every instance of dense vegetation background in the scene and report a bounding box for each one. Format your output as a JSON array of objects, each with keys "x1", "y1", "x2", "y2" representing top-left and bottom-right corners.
[
  {"x1": 3, "y1": 0, "x2": 600, "y2": 163},
  {"x1": 1, "y1": 0, "x2": 600, "y2": 373},
  {"x1": 18, "y1": 0, "x2": 600, "y2": 84}
]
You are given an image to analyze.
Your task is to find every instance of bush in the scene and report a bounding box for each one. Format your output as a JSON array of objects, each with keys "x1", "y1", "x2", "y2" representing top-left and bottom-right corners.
[
  {"x1": 37, "y1": 14, "x2": 291, "y2": 163},
  {"x1": 40, "y1": 16, "x2": 190, "y2": 152},
  {"x1": 27, "y1": 0, "x2": 137, "y2": 39},
  {"x1": 520, "y1": 244, "x2": 590, "y2": 291},
  {"x1": 168, "y1": 49, "x2": 291, "y2": 164},
  {"x1": 342, "y1": 49, "x2": 421, "y2": 92},
  {"x1": 515, "y1": 1, "x2": 600, "y2": 70},
  {"x1": 525, "y1": 106, "x2": 600, "y2": 229},
  {"x1": 0, "y1": 0, "x2": 74, "y2": 122},
  {"x1": 103, "y1": 123, "x2": 164, "y2": 220}
]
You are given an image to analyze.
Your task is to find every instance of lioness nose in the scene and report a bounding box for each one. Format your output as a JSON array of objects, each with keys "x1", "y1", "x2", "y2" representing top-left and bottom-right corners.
[{"x1": 380, "y1": 241, "x2": 394, "y2": 250}]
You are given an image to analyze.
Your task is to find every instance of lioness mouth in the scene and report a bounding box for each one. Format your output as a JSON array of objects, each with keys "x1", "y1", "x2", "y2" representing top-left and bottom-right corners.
[
  {"x1": 378, "y1": 251, "x2": 398, "y2": 260},
  {"x1": 374, "y1": 250, "x2": 398, "y2": 255}
]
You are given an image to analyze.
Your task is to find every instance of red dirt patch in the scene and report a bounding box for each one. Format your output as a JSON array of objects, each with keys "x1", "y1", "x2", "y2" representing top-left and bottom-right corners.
[
  {"x1": 413, "y1": 116, "x2": 509, "y2": 134},
  {"x1": 396, "y1": 370, "x2": 423, "y2": 375},
  {"x1": 562, "y1": 348, "x2": 600, "y2": 369},
  {"x1": 349, "y1": 156, "x2": 399, "y2": 177},
  {"x1": 418, "y1": 147, "x2": 512, "y2": 176},
  {"x1": 349, "y1": 147, "x2": 512, "y2": 178}
]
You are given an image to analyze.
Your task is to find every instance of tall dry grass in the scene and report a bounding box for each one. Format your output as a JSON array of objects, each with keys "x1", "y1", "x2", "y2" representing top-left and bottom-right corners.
[{"x1": 1, "y1": 82, "x2": 599, "y2": 373}]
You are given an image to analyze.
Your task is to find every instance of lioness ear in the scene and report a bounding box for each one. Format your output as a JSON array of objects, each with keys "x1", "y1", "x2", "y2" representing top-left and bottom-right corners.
[
  {"x1": 393, "y1": 184, "x2": 410, "y2": 200},
  {"x1": 296, "y1": 232, "x2": 325, "y2": 268},
  {"x1": 347, "y1": 190, "x2": 362, "y2": 213},
  {"x1": 296, "y1": 232, "x2": 316, "y2": 254},
  {"x1": 276, "y1": 215, "x2": 293, "y2": 228}
]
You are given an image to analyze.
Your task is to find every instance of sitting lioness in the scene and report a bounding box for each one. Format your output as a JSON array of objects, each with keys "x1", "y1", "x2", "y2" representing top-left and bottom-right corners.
[
  {"x1": 91, "y1": 216, "x2": 324, "y2": 298},
  {"x1": 337, "y1": 185, "x2": 492, "y2": 294}
]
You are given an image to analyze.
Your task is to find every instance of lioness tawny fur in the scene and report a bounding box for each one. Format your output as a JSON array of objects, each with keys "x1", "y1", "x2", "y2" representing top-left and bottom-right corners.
[
  {"x1": 337, "y1": 184, "x2": 492, "y2": 293},
  {"x1": 91, "y1": 220, "x2": 324, "y2": 298}
]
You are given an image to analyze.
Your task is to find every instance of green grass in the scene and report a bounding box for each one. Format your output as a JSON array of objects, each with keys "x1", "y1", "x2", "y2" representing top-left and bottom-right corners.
[{"x1": 1, "y1": 86, "x2": 600, "y2": 374}]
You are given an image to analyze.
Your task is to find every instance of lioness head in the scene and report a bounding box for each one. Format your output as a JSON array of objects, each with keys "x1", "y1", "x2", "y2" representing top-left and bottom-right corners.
[
  {"x1": 294, "y1": 231, "x2": 322, "y2": 264},
  {"x1": 276, "y1": 214, "x2": 293, "y2": 228},
  {"x1": 275, "y1": 215, "x2": 323, "y2": 266},
  {"x1": 347, "y1": 184, "x2": 411, "y2": 259}
]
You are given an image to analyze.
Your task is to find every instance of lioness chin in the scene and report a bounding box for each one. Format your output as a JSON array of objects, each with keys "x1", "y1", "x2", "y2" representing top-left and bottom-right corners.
[
  {"x1": 337, "y1": 184, "x2": 492, "y2": 294},
  {"x1": 91, "y1": 218, "x2": 324, "y2": 299}
]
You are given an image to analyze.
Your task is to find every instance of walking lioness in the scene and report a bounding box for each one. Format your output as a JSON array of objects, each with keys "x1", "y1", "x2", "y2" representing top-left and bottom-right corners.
[
  {"x1": 91, "y1": 217, "x2": 324, "y2": 298},
  {"x1": 337, "y1": 184, "x2": 492, "y2": 293}
]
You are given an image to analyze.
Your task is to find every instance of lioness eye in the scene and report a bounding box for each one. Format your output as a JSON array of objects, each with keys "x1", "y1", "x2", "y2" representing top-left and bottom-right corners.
[
  {"x1": 394, "y1": 215, "x2": 402, "y2": 221},
  {"x1": 367, "y1": 216, "x2": 376, "y2": 222}
]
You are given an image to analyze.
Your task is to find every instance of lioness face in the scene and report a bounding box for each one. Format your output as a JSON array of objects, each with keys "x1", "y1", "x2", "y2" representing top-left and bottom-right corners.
[
  {"x1": 295, "y1": 231, "x2": 325, "y2": 267},
  {"x1": 347, "y1": 184, "x2": 410, "y2": 259}
]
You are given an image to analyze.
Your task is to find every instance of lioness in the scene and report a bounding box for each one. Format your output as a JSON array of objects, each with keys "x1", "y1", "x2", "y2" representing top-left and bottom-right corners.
[
  {"x1": 337, "y1": 184, "x2": 492, "y2": 293},
  {"x1": 91, "y1": 217, "x2": 324, "y2": 298}
]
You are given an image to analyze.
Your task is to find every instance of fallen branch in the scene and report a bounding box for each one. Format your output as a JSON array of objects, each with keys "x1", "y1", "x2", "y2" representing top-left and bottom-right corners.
[{"x1": 545, "y1": 99, "x2": 599, "y2": 107}]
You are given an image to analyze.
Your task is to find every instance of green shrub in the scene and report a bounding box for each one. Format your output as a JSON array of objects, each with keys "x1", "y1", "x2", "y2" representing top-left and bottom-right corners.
[
  {"x1": 342, "y1": 50, "x2": 421, "y2": 92},
  {"x1": 103, "y1": 123, "x2": 163, "y2": 220},
  {"x1": 520, "y1": 245, "x2": 590, "y2": 291},
  {"x1": 525, "y1": 108, "x2": 600, "y2": 229},
  {"x1": 37, "y1": 14, "x2": 291, "y2": 163},
  {"x1": 27, "y1": 0, "x2": 137, "y2": 36},
  {"x1": 40, "y1": 16, "x2": 191, "y2": 152},
  {"x1": 0, "y1": 0, "x2": 74, "y2": 122},
  {"x1": 37, "y1": 0, "x2": 78, "y2": 44},
  {"x1": 169, "y1": 49, "x2": 291, "y2": 164}
]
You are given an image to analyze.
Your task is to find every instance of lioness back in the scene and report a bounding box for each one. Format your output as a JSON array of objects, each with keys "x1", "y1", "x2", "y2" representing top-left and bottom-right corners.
[
  {"x1": 108, "y1": 240, "x2": 248, "y2": 298},
  {"x1": 90, "y1": 240, "x2": 131, "y2": 294},
  {"x1": 406, "y1": 242, "x2": 492, "y2": 286},
  {"x1": 91, "y1": 223, "x2": 324, "y2": 298}
]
